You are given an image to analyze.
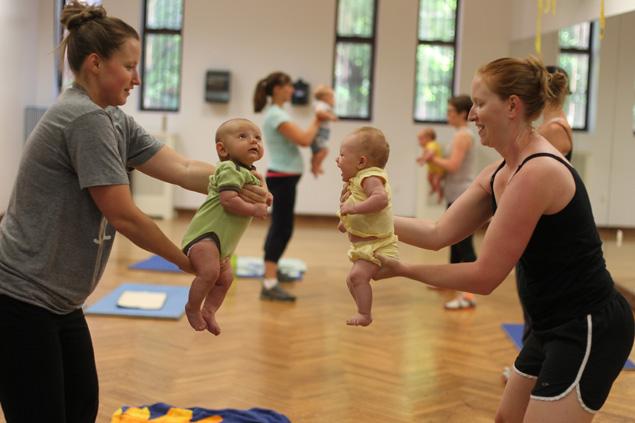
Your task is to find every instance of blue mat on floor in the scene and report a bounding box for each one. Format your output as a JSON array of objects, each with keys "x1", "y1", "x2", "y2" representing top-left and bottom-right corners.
[
  {"x1": 502, "y1": 323, "x2": 635, "y2": 370},
  {"x1": 130, "y1": 255, "x2": 181, "y2": 272},
  {"x1": 129, "y1": 255, "x2": 305, "y2": 280},
  {"x1": 112, "y1": 402, "x2": 290, "y2": 422},
  {"x1": 85, "y1": 283, "x2": 188, "y2": 319}
]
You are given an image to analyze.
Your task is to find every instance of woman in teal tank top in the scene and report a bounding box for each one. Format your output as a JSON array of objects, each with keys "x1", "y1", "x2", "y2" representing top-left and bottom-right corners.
[{"x1": 253, "y1": 72, "x2": 328, "y2": 302}]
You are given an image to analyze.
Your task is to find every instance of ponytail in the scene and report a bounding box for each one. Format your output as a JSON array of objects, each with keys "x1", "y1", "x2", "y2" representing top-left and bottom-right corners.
[
  {"x1": 253, "y1": 78, "x2": 269, "y2": 113},
  {"x1": 252, "y1": 71, "x2": 292, "y2": 113}
]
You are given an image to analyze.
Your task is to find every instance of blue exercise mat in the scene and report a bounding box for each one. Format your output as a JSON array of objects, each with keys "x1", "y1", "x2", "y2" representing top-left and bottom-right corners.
[
  {"x1": 129, "y1": 255, "x2": 181, "y2": 272},
  {"x1": 502, "y1": 323, "x2": 635, "y2": 370},
  {"x1": 129, "y1": 255, "x2": 305, "y2": 280},
  {"x1": 85, "y1": 283, "x2": 188, "y2": 319}
]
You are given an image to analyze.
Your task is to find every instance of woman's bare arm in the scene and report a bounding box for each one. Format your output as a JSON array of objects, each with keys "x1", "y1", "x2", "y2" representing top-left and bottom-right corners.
[
  {"x1": 136, "y1": 145, "x2": 269, "y2": 204},
  {"x1": 277, "y1": 119, "x2": 321, "y2": 147},
  {"x1": 88, "y1": 184, "x2": 193, "y2": 273},
  {"x1": 427, "y1": 131, "x2": 471, "y2": 173},
  {"x1": 136, "y1": 145, "x2": 214, "y2": 194},
  {"x1": 394, "y1": 163, "x2": 498, "y2": 250},
  {"x1": 377, "y1": 157, "x2": 573, "y2": 295}
]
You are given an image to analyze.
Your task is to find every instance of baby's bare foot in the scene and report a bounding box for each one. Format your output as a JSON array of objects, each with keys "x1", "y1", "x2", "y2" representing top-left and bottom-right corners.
[
  {"x1": 346, "y1": 313, "x2": 372, "y2": 327},
  {"x1": 202, "y1": 309, "x2": 221, "y2": 336},
  {"x1": 185, "y1": 304, "x2": 207, "y2": 331}
]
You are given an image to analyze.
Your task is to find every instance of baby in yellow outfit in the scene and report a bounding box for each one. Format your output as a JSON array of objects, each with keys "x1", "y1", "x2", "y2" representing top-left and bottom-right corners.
[
  {"x1": 337, "y1": 127, "x2": 398, "y2": 326},
  {"x1": 416, "y1": 127, "x2": 444, "y2": 203}
]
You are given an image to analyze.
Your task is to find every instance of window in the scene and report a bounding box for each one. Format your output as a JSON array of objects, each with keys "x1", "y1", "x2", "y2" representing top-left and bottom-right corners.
[
  {"x1": 413, "y1": 0, "x2": 459, "y2": 123},
  {"x1": 558, "y1": 22, "x2": 594, "y2": 131},
  {"x1": 333, "y1": 0, "x2": 378, "y2": 120},
  {"x1": 141, "y1": 0, "x2": 184, "y2": 111}
]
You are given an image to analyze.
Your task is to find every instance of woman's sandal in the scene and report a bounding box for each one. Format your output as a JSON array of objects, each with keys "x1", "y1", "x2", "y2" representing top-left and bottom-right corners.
[{"x1": 444, "y1": 297, "x2": 476, "y2": 310}]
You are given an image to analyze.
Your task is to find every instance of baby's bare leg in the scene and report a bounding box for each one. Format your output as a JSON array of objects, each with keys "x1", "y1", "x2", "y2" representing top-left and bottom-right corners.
[
  {"x1": 432, "y1": 173, "x2": 443, "y2": 203},
  {"x1": 185, "y1": 240, "x2": 220, "y2": 331},
  {"x1": 346, "y1": 259, "x2": 379, "y2": 326},
  {"x1": 201, "y1": 259, "x2": 234, "y2": 336},
  {"x1": 311, "y1": 147, "x2": 329, "y2": 176},
  {"x1": 427, "y1": 172, "x2": 435, "y2": 194}
]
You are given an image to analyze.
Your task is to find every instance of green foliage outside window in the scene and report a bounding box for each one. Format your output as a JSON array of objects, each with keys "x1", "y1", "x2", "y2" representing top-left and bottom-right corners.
[
  {"x1": 558, "y1": 22, "x2": 592, "y2": 130},
  {"x1": 414, "y1": 0, "x2": 458, "y2": 122},
  {"x1": 418, "y1": 0, "x2": 456, "y2": 41},
  {"x1": 142, "y1": 0, "x2": 183, "y2": 111},
  {"x1": 559, "y1": 52, "x2": 589, "y2": 130},
  {"x1": 337, "y1": 0, "x2": 374, "y2": 37},
  {"x1": 143, "y1": 34, "x2": 182, "y2": 111},
  {"x1": 334, "y1": 43, "x2": 371, "y2": 119},
  {"x1": 415, "y1": 45, "x2": 453, "y2": 122},
  {"x1": 559, "y1": 23, "x2": 590, "y2": 49},
  {"x1": 147, "y1": 0, "x2": 183, "y2": 29},
  {"x1": 333, "y1": 0, "x2": 376, "y2": 120}
]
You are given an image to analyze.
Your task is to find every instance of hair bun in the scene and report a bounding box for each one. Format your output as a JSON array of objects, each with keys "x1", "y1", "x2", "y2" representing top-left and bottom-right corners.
[{"x1": 62, "y1": 2, "x2": 106, "y2": 31}]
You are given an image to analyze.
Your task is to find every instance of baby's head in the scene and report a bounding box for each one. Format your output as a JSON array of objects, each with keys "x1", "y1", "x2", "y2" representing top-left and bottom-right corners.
[
  {"x1": 336, "y1": 127, "x2": 389, "y2": 182},
  {"x1": 417, "y1": 128, "x2": 436, "y2": 147},
  {"x1": 314, "y1": 84, "x2": 335, "y2": 106},
  {"x1": 215, "y1": 118, "x2": 264, "y2": 166}
]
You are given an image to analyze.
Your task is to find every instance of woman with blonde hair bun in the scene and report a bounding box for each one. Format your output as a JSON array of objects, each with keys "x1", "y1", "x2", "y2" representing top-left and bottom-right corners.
[{"x1": 376, "y1": 56, "x2": 633, "y2": 422}]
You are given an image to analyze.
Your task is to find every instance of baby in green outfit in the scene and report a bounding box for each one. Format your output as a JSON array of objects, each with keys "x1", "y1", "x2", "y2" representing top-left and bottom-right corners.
[{"x1": 182, "y1": 118, "x2": 269, "y2": 334}]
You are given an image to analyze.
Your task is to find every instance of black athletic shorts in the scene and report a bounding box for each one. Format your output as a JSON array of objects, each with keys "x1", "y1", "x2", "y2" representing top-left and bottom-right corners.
[{"x1": 513, "y1": 291, "x2": 634, "y2": 412}]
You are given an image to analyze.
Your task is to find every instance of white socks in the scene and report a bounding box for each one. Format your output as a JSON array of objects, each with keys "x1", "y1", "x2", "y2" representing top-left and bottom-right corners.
[{"x1": 263, "y1": 278, "x2": 278, "y2": 290}]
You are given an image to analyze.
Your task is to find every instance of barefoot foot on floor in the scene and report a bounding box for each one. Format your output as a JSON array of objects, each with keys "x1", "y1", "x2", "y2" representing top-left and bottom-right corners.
[{"x1": 346, "y1": 313, "x2": 372, "y2": 326}]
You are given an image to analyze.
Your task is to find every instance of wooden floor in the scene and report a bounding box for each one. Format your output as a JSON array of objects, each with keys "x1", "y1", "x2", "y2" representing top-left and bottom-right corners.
[{"x1": 2, "y1": 215, "x2": 634, "y2": 422}]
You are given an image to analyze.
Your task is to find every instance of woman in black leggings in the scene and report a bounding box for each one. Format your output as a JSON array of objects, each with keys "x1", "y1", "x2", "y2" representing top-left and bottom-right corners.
[{"x1": 253, "y1": 72, "x2": 327, "y2": 301}]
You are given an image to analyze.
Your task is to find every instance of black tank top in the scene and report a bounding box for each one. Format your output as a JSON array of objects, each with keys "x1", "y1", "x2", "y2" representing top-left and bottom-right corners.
[{"x1": 490, "y1": 153, "x2": 614, "y2": 331}]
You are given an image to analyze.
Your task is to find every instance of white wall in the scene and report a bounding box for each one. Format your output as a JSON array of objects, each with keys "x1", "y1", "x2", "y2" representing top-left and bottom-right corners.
[
  {"x1": 511, "y1": 12, "x2": 635, "y2": 227},
  {"x1": 511, "y1": 0, "x2": 635, "y2": 41},
  {"x1": 15, "y1": 0, "x2": 635, "y2": 225},
  {"x1": 604, "y1": 12, "x2": 635, "y2": 226},
  {"x1": 0, "y1": 0, "x2": 43, "y2": 207},
  {"x1": 104, "y1": 0, "x2": 512, "y2": 217}
]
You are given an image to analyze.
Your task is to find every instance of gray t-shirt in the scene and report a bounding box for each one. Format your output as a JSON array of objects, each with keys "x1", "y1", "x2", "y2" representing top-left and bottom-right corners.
[
  {"x1": 0, "y1": 85, "x2": 162, "y2": 314},
  {"x1": 444, "y1": 127, "x2": 476, "y2": 204}
]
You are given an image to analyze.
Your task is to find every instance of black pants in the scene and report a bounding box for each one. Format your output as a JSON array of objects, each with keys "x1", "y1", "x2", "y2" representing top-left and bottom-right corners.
[
  {"x1": 447, "y1": 202, "x2": 477, "y2": 264},
  {"x1": 264, "y1": 174, "x2": 301, "y2": 263},
  {"x1": 0, "y1": 294, "x2": 99, "y2": 423}
]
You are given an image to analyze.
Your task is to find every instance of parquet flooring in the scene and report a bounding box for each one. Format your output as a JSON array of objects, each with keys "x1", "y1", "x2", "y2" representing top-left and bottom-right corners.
[{"x1": 1, "y1": 215, "x2": 634, "y2": 422}]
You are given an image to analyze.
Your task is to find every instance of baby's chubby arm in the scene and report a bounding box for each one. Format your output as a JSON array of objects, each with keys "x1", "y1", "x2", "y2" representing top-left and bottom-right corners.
[
  {"x1": 220, "y1": 189, "x2": 268, "y2": 218},
  {"x1": 337, "y1": 220, "x2": 347, "y2": 233},
  {"x1": 339, "y1": 176, "x2": 388, "y2": 215}
]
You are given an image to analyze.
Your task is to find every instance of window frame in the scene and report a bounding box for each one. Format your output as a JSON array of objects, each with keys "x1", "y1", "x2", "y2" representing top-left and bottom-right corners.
[
  {"x1": 559, "y1": 21, "x2": 594, "y2": 132},
  {"x1": 331, "y1": 0, "x2": 379, "y2": 121},
  {"x1": 412, "y1": 0, "x2": 461, "y2": 124},
  {"x1": 140, "y1": 0, "x2": 185, "y2": 112}
]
